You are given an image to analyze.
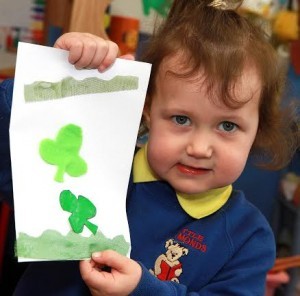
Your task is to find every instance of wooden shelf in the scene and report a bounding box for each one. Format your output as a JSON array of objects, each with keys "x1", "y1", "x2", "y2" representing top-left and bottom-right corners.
[{"x1": 44, "y1": 0, "x2": 110, "y2": 45}]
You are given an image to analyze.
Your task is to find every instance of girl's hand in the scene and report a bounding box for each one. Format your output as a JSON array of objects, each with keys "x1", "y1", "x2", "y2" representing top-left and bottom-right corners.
[
  {"x1": 80, "y1": 250, "x2": 142, "y2": 296},
  {"x1": 54, "y1": 32, "x2": 120, "y2": 72}
]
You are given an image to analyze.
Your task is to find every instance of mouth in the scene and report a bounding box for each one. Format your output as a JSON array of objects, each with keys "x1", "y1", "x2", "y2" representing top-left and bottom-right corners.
[{"x1": 176, "y1": 163, "x2": 210, "y2": 176}]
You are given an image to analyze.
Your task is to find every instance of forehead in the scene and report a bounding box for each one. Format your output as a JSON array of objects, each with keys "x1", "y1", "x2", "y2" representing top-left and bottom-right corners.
[{"x1": 157, "y1": 54, "x2": 262, "y2": 106}]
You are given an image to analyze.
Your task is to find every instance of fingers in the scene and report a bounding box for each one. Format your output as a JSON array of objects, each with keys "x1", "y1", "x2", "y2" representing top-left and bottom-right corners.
[
  {"x1": 80, "y1": 251, "x2": 142, "y2": 295},
  {"x1": 92, "y1": 250, "x2": 142, "y2": 288},
  {"x1": 119, "y1": 54, "x2": 135, "y2": 61},
  {"x1": 80, "y1": 253, "x2": 117, "y2": 289},
  {"x1": 80, "y1": 258, "x2": 94, "y2": 275},
  {"x1": 91, "y1": 251, "x2": 129, "y2": 272},
  {"x1": 96, "y1": 40, "x2": 119, "y2": 72},
  {"x1": 81, "y1": 250, "x2": 140, "y2": 281},
  {"x1": 54, "y1": 32, "x2": 119, "y2": 72}
]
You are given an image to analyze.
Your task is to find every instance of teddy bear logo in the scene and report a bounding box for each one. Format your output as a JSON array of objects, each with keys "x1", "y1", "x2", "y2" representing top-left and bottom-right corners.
[{"x1": 150, "y1": 239, "x2": 189, "y2": 283}]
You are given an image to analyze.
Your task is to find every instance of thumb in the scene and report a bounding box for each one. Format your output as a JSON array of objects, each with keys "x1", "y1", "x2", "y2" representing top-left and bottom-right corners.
[{"x1": 92, "y1": 250, "x2": 129, "y2": 272}]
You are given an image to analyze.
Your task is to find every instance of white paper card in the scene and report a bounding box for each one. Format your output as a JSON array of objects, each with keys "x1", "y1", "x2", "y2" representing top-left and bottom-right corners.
[{"x1": 10, "y1": 42, "x2": 151, "y2": 262}]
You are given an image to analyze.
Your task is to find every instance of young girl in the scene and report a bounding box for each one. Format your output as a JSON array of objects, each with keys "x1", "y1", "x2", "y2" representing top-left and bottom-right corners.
[{"x1": 11, "y1": 0, "x2": 299, "y2": 295}]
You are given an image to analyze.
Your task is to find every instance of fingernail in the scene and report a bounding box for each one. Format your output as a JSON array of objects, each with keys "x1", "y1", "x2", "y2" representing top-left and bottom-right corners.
[
  {"x1": 92, "y1": 252, "x2": 102, "y2": 258},
  {"x1": 98, "y1": 66, "x2": 105, "y2": 72}
]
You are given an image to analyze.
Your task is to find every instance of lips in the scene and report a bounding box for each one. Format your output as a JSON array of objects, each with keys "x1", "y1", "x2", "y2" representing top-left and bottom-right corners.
[{"x1": 176, "y1": 163, "x2": 210, "y2": 176}]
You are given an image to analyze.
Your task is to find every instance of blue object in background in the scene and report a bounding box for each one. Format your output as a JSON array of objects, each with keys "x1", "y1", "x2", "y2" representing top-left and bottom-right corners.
[
  {"x1": 235, "y1": 63, "x2": 300, "y2": 226},
  {"x1": 0, "y1": 79, "x2": 13, "y2": 204},
  {"x1": 234, "y1": 157, "x2": 283, "y2": 225},
  {"x1": 46, "y1": 25, "x2": 63, "y2": 47},
  {"x1": 285, "y1": 63, "x2": 300, "y2": 105}
]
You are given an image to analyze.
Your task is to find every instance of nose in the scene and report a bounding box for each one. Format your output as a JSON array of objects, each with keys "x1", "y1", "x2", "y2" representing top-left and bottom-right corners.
[{"x1": 186, "y1": 130, "x2": 213, "y2": 158}]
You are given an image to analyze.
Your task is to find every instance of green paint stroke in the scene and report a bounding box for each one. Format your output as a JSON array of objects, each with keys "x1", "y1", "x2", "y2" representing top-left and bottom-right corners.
[
  {"x1": 39, "y1": 124, "x2": 87, "y2": 182},
  {"x1": 142, "y1": 0, "x2": 172, "y2": 17},
  {"x1": 60, "y1": 190, "x2": 98, "y2": 235},
  {"x1": 24, "y1": 75, "x2": 139, "y2": 102},
  {"x1": 16, "y1": 230, "x2": 130, "y2": 260}
]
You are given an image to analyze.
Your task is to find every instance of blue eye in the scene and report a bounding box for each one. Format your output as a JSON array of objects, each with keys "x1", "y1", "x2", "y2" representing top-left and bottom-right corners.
[
  {"x1": 172, "y1": 115, "x2": 191, "y2": 126},
  {"x1": 219, "y1": 121, "x2": 237, "y2": 132}
]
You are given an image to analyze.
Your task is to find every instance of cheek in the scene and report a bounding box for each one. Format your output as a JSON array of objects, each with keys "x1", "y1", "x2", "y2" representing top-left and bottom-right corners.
[
  {"x1": 147, "y1": 131, "x2": 171, "y2": 163},
  {"x1": 146, "y1": 128, "x2": 180, "y2": 172},
  {"x1": 218, "y1": 147, "x2": 250, "y2": 182},
  {"x1": 219, "y1": 129, "x2": 256, "y2": 172}
]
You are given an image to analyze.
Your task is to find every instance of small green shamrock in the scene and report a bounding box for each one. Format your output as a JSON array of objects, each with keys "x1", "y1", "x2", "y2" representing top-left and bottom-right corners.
[
  {"x1": 39, "y1": 124, "x2": 87, "y2": 182},
  {"x1": 59, "y1": 190, "x2": 98, "y2": 235}
]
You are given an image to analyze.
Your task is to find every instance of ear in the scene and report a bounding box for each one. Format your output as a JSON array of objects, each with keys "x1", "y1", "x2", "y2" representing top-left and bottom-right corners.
[
  {"x1": 143, "y1": 99, "x2": 151, "y2": 129},
  {"x1": 183, "y1": 248, "x2": 189, "y2": 256},
  {"x1": 165, "y1": 239, "x2": 174, "y2": 248}
]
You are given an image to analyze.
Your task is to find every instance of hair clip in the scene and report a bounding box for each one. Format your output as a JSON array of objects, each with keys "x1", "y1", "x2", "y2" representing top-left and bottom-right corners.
[
  {"x1": 208, "y1": 0, "x2": 241, "y2": 10},
  {"x1": 208, "y1": 0, "x2": 228, "y2": 10}
]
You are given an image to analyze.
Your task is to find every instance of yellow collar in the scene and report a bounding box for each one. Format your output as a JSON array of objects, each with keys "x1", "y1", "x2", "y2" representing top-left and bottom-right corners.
[{"x1": 133, "y1": 145, "x2": 232, "y2": 219}]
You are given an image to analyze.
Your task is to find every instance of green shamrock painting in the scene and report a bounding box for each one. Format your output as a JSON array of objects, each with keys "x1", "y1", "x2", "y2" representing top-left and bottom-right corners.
[
  {"x1": 60, "y1": 190, "x2": 98, "y2": 235},
  {"x1": 39, "y1": 124, "x2": 87, "y2": 182}
]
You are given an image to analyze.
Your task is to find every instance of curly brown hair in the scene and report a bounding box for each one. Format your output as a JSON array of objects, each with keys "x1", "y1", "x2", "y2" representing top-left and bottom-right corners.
[{"x1": 140, "y1": 0, "x2": 299, "y2": 169}]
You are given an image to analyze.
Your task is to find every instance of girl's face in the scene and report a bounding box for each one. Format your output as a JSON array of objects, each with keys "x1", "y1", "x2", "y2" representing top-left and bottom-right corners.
[{"x1": 144, "y1": 58, "x2": 261, "y2": 194}]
